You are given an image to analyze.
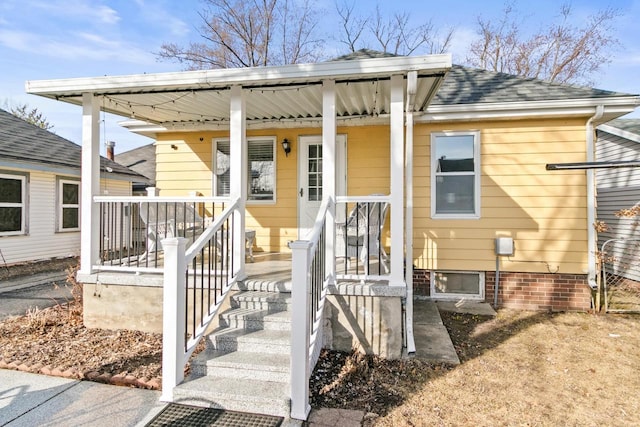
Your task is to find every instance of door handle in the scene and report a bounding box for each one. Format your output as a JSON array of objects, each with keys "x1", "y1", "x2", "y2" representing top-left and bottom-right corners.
[{"x1": 299, "y1": 188, "x2": 304, "y2": 197}]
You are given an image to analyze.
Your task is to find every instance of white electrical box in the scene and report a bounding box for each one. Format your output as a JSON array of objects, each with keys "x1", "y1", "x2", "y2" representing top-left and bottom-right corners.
[{"x1": 495, "y1": 237, "x2": 514, "y2": 256}]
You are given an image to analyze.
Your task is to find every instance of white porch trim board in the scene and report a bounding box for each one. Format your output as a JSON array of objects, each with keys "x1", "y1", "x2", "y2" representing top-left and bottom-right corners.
[
  {"x1": 389, "y1": 74, "x2": 404, "y2": 287},
  {"x1": 80, "y1": 93, "x2": 100, "y2": 275}
]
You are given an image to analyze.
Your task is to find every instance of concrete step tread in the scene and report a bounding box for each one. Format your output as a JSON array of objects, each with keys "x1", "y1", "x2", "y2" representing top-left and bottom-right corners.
[
  {"x1": 212, "y1": 328, "x2": 290, "y2": 344},
  {"x1": 175, "y1": 375, "x2": 289, "y2": 404},
  {"x1": 221, "y1": 307, "x2": 291, "y2": 322},
  {"x1": 235, "y1": 280, "x2": 292, "y2": 293},
  {"x1": 198, "y1": 350, "x2": 291, "y2": 371},
  {"x1": 232, "y1": 290, "x2": 291, "y2": 303}
]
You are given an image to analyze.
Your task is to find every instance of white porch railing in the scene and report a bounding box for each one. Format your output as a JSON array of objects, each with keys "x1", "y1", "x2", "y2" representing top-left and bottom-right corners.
[
  {"x1": 290, "y1": 196, "x2": 333, "y2": 420},
  {"x1": 161, "y1": 197, "x2": 243, "y2": 401},
  {"x1": 93, "y1": 195, "x2": 230, "y2": 273}
]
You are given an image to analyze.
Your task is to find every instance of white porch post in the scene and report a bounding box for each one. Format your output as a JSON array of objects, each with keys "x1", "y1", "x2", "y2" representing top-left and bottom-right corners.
[
  {"x1": 160, "y1": 237, "x2": 187, "y2": 401},
  {"x1": 405, "y1": 71, "x2": 417, "y2": 353},
  {"x1": 230, "y1": 85, "x2": 247, "y2": 280},
  {"x1": 322, "y1": 79, "x2": 337, "y2": 283},
  {"x1": 389, "y1": 74, "x2": 405, "y2": 286},
  {"x1": 80, "y1": 93, "x2": 100, "y2": 275},
  {"x1": 289, "y1": 240, "x2": 312, "y2": 420}
]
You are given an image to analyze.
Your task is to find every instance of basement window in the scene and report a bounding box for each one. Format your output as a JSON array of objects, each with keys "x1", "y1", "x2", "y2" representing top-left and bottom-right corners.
[{"x1": 431, "y1": 271, "x2": 485, "y2": 300}]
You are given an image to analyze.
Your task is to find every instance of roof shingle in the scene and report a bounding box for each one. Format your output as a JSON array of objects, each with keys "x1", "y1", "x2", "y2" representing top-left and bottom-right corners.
[{"x1": 0, "y1": 108, "x2": 141, "y2": 178}]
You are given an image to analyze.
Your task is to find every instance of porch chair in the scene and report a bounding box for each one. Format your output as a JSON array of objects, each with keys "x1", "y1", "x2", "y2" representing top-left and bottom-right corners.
[
  {"x1": 138, "y1": 201, "x2": 205, "y2": 260},
  {"x1": 335, "y1": 198, "x2": 390, "y2": 274}
]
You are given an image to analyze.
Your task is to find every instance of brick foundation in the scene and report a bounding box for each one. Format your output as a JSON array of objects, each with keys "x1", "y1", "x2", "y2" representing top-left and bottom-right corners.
[{"x1": 413, "y1": 269, "x2": 592, "y2": 311}]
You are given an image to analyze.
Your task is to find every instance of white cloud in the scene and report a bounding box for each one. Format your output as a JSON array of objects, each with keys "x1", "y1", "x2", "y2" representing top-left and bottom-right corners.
[
  {"x1": 447, "y1": 26, "x2": 476, "y2": 64},
  {"x1": 0, "y1": 27, "x2": 156, "y2": 66},
  {"x1": 28, "y1": 0, "x2": 120, "y2": 25}
]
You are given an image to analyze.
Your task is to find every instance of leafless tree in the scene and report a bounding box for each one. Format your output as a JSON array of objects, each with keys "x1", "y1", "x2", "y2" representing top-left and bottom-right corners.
[
  {"x1": 336, "y1": 2, "x2": 454, "y2": 55},
  {"x1": 6, "y1": 102, "x2": 54, "y2": 131},
  {"x1": 157, "y1": 0, "x2": 324, "y2": 69},
  {"x1": 466, "y1": 3, "x2": 621, "y2": 85}
]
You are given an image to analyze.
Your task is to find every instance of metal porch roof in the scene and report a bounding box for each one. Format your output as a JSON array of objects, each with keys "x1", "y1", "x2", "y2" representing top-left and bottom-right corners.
[{"x1": 25, "y1": 54, "x2": 452, "y2": 130}]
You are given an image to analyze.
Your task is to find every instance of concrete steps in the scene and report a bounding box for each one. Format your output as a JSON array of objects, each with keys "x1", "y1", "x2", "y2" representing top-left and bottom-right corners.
[{"x1": 173, "y1": 283, "x2": 292, "y2": 417}]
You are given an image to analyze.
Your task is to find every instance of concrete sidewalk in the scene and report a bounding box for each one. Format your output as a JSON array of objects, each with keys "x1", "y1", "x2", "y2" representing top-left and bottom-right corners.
[{"x1": 0, "y1": 370, "x2": 165, "y2": 427}]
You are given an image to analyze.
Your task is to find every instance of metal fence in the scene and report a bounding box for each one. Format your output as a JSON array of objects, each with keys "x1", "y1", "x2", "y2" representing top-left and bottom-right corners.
[{"x1": 600, "y1": 238, "x2": 640, "y2": 313}]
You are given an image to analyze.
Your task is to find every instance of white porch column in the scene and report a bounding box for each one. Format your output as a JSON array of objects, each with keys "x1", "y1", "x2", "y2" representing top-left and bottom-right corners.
[
  {"x1": 230, "y1": 85, "x2": 247, "y2": 280},
  {"x1": 322, "y1": 79, "x2": 337, "y2": 283},
  {"x1": 389, "y1": 74, "x2": 405, "y2": 286},
  {"x1": 80, "y1": 93, "x2": 100, "y2": 275}
]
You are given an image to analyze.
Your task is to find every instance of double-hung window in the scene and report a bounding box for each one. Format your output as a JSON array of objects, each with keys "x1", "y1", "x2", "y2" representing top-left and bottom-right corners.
[
  {"x1": 213, "y1": 138, "x2": 276, "y2": 202},
  {"x1": 0, "y1": 173, "x2": 27, "y2": 235},
  {"x1": 58, "y1": 178, "x2": 80, "y2": 231},
  {"x1": 431, "y1": 131, "x2": 480, "y2": 218}
]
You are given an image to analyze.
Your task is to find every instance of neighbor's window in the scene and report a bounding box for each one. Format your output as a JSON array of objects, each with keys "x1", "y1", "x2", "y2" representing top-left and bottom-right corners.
[
  {"x1": 431, "y1": 271, "x2": 485, "y2": 299},
  {"x1": 213, "y1": 138, "x2": 275, "y2": 202},
  {"x1": 431, "y1": 131, "x2": 480, "y2": 218},
  {"x1": 0, "y1": 173, "x2": 27, "y2": 235},
  {"x1": 58, "y1": 178, "x2": 80, "y2": 231}
]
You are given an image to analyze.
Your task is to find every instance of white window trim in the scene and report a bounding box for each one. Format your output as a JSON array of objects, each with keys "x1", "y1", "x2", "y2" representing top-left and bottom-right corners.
[
  {"x1": 430, "y1": 130, "x2": 481, "y2": 219},
  {"x1": 57, "y1": 177, "x2": 80, "y2": 232},
  {"x1": 430, "y1": 270, "x2": 485, "y2": 300},
  {"x1": 0, "y1": 172, "x2": 27, "y2": 236},
  {"x1": 212, "y1": 137, "x2": 277, "y2": 205}
]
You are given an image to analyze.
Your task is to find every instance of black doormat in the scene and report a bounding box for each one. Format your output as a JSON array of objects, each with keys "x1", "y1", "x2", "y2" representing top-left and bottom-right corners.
[{"x1": 146, "y1": 403, "x2": 284, "y2": 427}]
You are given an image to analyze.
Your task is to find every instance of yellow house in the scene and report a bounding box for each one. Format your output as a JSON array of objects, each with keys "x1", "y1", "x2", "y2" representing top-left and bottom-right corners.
[{"x1": 26, "y1": 52, "x2": 639, "y2": 419}]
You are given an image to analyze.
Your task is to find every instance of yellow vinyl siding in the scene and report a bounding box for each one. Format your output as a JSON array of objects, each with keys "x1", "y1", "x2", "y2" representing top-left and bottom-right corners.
[
  {"x1": 156, "y1": 129, "x2": 316, "y2": 251},
  {"x1": 155, "y1": 117, "x2": 590, "y2": 274},
  {"x1": 414, "y1": 118, "x2": 589, "y2": 274}
]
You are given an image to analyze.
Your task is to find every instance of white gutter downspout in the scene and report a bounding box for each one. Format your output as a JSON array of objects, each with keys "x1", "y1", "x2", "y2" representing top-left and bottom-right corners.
[
  {"x1": 405, "y1": 71, "x2": 417, "y2": 354},
  {"x1": 586, "y1": 105, "x2": 604, "y2": 290}
]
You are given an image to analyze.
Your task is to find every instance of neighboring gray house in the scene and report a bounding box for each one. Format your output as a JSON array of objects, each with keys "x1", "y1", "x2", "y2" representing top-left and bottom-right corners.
[
  {"x1": 596, "y1": 118, "x2": 640, "y2": 281},
  {"x1": 0, "y1": 108, "x2": 142, "y2": 265},
  {"x1": 114, "y1": 142, "x2": 155, "y2": 194}
]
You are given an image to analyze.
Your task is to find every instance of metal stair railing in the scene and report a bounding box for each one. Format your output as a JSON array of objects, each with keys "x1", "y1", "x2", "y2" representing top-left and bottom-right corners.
[{"x1": 160, "y1": 197, "x2": 242, "y2": 401}]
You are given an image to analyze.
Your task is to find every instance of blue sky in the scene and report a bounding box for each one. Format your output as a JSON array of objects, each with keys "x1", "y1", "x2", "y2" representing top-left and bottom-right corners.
[{"x1": 1, "y1": 0, "x2": 639, "y2": 154}]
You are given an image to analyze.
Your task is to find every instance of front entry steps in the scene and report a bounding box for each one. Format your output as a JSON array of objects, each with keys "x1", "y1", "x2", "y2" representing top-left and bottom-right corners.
[{"x1": 172, "y1": 283, "x2": 292, "y2": 418}]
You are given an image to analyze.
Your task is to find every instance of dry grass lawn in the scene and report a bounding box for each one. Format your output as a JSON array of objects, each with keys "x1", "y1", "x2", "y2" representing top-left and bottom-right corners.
[{"x1": 376, "y1": 310, "x2": 640, "y2": 426}]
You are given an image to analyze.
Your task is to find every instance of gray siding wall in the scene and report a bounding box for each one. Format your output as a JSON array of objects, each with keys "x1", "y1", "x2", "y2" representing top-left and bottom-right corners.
[
  {"x1": 0, "y1": 168, "x2": 131, "y2": 265},
  {"x1": 596, "y1": 131, "x2": 640, "y2": 189},
  {"x1": 596, "y1": 130, "x2": 640, "y2": 281}
]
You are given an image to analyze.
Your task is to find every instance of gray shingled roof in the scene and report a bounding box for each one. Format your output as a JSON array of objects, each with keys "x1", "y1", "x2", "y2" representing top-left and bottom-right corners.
[
  {"x1": 433, "y1": 65, "x2": 629, "y2": 105},
  {"x1": 333, "y1": 50, "x2": 632, "y2": 105},
  {"x1": 115, "y1": 143, "x2": 155, "y2": 185},
  {"x1": 602, "y1": 118, "x2": 640, "y2": 137},
  {"x1": 0, "y1": 108, "x2": 141, "y2": 179}
]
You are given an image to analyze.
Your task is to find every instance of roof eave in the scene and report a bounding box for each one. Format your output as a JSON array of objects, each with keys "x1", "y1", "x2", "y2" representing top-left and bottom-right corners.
[
  {"x1": 25, "y1": 54, "x2": 452, "y2": 98},
  {"x1": 418, "y1": 96, "x2": 640, "y2": 123},
  {"x1": 597, "y1": 123, "x2": 640, "y2": 144}
]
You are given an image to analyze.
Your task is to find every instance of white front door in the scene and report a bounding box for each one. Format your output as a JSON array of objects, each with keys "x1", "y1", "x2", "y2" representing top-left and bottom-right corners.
[{"x1": 298, "y1": 135, "x2": 346, "y2": 239}]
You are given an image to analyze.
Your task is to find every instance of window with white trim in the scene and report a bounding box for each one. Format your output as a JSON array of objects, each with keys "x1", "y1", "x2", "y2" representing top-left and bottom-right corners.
[
  {"x1": 431, "y1": 131, "x2": 480, "y2": 218},
  {"x1": 431, "y1": 271, "x2": 485, "y2": 300},
  {"x1": 58, "y1": 178, "x2": 80, "y2": 231},
  {"x1": 213, "y1": 138, "x2": 276, "y2": 202},
  {"x1": 0, "y1": 173, "x2": 27, "y2": 235}
]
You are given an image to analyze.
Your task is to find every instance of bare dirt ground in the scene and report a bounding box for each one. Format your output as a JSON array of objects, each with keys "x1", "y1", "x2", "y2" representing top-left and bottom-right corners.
[{"x1": 1, "y1": 259, "x2": 639, "y2": 425}]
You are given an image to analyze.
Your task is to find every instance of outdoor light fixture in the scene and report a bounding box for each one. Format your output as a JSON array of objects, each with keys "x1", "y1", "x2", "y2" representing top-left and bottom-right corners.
[{"x1": 281, "y1": 138, "x2": 291, "y2": 157}]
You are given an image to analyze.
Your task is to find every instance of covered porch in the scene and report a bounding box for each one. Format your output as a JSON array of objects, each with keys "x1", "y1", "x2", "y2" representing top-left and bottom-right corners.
[{"x1": 26, "y1": 53, "x2": 452, "y2": 420}]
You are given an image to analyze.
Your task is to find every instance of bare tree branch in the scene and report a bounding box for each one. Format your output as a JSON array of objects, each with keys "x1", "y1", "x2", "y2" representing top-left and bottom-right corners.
[
  {"x1": 466, "y1": 3, "x2": 620, "y2": 85},
  {"x1": 157, "y1": 0, "x2": 324, "y2": 69},
  {"x1": 336, "y1": 1, "x2": 368, "y2": 53}
]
